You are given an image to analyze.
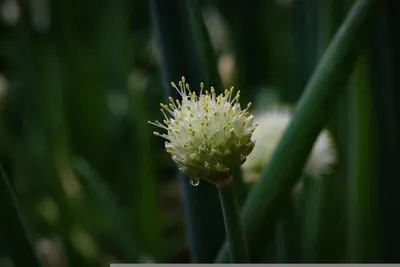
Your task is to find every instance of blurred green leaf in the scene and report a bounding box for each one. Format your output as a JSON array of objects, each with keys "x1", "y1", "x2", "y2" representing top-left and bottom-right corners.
[{"x1": 0, "y1": 166, "x2": 42, "y2": 267}]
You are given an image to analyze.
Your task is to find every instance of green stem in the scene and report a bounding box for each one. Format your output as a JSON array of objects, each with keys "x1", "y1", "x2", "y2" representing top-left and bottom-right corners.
[
  {"x1": 217, "y1": 178, "x2": 250, "y2": 263},
  {"x1": 0, "y1": 166, "x2": 42, "y2": 267}
]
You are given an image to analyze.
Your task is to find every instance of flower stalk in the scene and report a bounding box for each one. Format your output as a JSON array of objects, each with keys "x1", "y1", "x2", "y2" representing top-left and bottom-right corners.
[
  {"x1": 216, "y1": 175, "x2": 250, "y2": 263},
  {"x1": 149, "y1": 77, "x2": 257, "y2": 262}
]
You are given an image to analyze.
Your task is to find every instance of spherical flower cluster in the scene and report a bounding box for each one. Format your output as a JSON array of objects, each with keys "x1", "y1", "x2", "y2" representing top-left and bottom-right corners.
[
  {"x1": 148, "y1": 76, "x2": 258, "y2": 183},
  {"x1": 241, "y1": 107, "x2": 337, "y2": 183}
]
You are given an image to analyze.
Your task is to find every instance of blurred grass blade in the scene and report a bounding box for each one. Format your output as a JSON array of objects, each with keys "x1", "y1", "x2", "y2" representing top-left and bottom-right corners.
[
  {"x1": 190, "y1": 0, "x2": 224, "y2": 91},
  {"x1": 0, "y1": 166, "x2": 42, "y2": 267},
  {"x1": 215, "y1": 0, "x2": 378, "y2": 262},
  {"x1": 276, "y1": 200, "x2": 300, "y2": 263},
  {"x1": 74, "y1": 157, "x2": 141, "y2": 262},
  {"x1": 370, "y1": 0, "x2": 400, "y2": 261},
  {"x1": 150, "y1": 0, "x2": 225, "y2": 262},
  {"x1": 347, "y1": 51, "x2": 378, "y2": 262},
  {"x1": 300, "y1": 174, "x2": 346, "y2": 262},
  {"x1": 290, "y1": 0, "x2": 320, "y2": 103},
  {"x1": 215, "y1": 0, "x2": 269, "y2": 103},
  {"x1": 300, "y1": 176, "x2": 326, "y2": 262}
]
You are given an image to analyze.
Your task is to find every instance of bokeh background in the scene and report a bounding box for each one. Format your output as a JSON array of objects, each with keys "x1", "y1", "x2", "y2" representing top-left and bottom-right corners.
[{"x1": 0, "y1": 0, "x2": 399, "y2": 266}]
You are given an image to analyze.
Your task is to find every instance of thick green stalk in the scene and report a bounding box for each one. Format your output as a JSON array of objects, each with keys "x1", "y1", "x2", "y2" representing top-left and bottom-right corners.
[
  {"x1": 347, "y1": 50, "x2": 378, "y2": 262},
  {"x1": 0, "y1": 166, "x2": 42, "y2": 267},
  {"x1": 217, "y1": 180, "x2": 249, "y2": 263},
  {"x1": 215, "y1": 0, "x2": 378, "y2": 262}
]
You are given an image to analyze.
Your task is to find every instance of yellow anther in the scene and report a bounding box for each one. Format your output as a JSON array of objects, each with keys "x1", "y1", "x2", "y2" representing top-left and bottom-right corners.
[
  {"x1": 247, "y1": 102, "x2": 252, "y2": 108},
  {"x1": 169, "y1": 103, "x2": 174, "y2": 109},
  {"x1": 171, "y1": 82, "x2": 176, "y2": 87},
  {"x1": 200, "y1": 82, "x2": 204, "y2": 89},
  {"x1": 187, "y1": 106, "x2": 191, "y2": 110},
  {"x1": 186, "y1": 83, "x2": 190, "y2": 89},
  {"x1": 179, "y1": 81, "x2": 183, "y2": 87},
  {"x1": 169, "y1": 97, "x2": 174, "y2": 102},
  {"x1": 205, "y1": 90, "x2": 209, "y2": 95},
  {"x1": 153, "y1": 131, "x2": 160, "y2": 136},
  {"x1": 182, "y1": 76, "x2": 186, "y2": 83},
  {"x1": 230, "y1": 86, "x2": 234, "y2": 93},
  {"x1": 176, "y1": 99, "x2": 181, "y2": 106}
]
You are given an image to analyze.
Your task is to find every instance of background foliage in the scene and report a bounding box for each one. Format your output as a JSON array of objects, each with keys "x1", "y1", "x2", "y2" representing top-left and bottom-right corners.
[{"x1": 0, "y1": 0, "x2": 398, "y2": 266}]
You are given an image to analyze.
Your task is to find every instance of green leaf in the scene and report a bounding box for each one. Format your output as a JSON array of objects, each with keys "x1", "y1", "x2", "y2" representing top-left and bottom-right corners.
[{"x1": 346, "y1": 50, "x2": 379, "y2": 262}]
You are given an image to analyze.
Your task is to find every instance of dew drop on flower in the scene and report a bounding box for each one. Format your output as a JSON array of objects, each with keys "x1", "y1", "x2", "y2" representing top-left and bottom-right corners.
[{"x1": 189, "y1": 177, "x2": 200, "y2": 187}]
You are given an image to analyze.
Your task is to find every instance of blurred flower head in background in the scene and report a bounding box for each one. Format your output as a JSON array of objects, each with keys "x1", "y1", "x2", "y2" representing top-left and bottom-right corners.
[
  {"x1": 149, "y1": 76, "x2": 258, "y2": 184},
  {"x1": 241, "y1": 106, "x2": 337, "y2": 183}
]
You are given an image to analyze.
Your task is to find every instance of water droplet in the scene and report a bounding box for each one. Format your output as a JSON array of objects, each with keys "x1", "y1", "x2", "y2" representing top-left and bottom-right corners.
[{"x1": 189, "y1": 177, "x2": 200, "y2": 187}]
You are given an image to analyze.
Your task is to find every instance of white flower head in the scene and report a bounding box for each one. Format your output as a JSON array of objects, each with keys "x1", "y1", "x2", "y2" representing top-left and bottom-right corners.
[
  {"x1": 149, "y1": 76, "x2": 258, "y2": 184},
  {"x1": 241, "y1": 106, "x2": 337, "y2": 183}
]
